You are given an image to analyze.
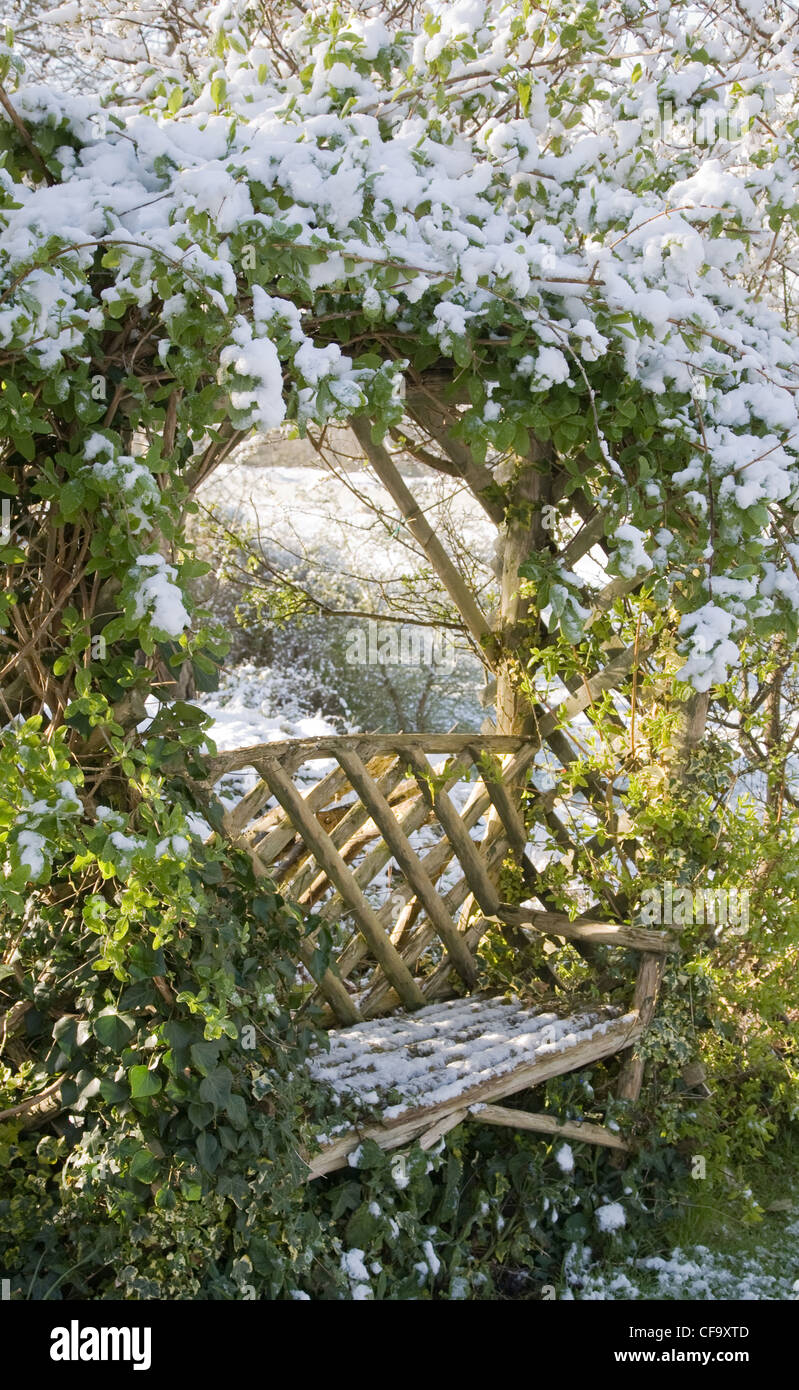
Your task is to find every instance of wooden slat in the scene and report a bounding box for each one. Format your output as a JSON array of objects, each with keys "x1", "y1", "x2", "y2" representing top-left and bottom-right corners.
[
  {"x1": 286, "y1": 759, "x2": 406, "y2": 906},
  {"x1": 306, "y1": 1012, "x2": 642, "y2": 1177},
  {"x1": 402, "y1": 745, "x2": 502, "y2": 915},
  {"x1": 311, "y1": 751, "x2": 475, "y2": 995},
  {"x1": 418, "y1": 913, "x2": 501, "y2": 1007},
  {"x1": 473, "y1": 1104, "x2": 628, "y2": 1151},
  {"x1": 295, "y1": 942, "x2": 360, "y2": 1027},
  {"x1": 221, "y1": 743, "x2": 319, "y2": 834},
  {"x1": 260, "y1": 756, "x2": 426, "y2": 1011},
  {"x1": 467, "y1": 745, "x2": 529, "y2": 856},
  {"x1": 358, "y1": 835, "x2": 514, "y2": 1020},
  {"x1": 350, "y1": 416, "x2": 493, "y2": 647},
  {"x1": 418, "y1": 1108, "x2": 469, "y2": 1151},
  {"x1": 335, "y1": 747, "x2": 478, "y2": 987},
  {"x1": 535, "y1": 639, "x2": 656, "y2": 745},
  {"x1": 234, "y1": 837, "x2": 360, "y2": 1026},
  {"x1": 558, "y1": 508, "x2": 605, "y2": 569},
  {"x1": 248, "y1": 762, "x2": 353, "y2": 865},
  {"x1": 223, "y1": 778, "x2": 274, "y2": 835},
  {"x1": 497, "y1": 904, "x2": 676, "y2": 954}
]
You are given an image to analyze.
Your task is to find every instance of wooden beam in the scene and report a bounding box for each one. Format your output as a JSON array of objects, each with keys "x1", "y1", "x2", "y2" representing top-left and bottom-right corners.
[
  {"x1": 244, "y1": 761, "x2": 353, "y2": 865},
  {"x1": 497, "y1": 904, "x2": 677, "y2": 954},
  {"x1": 473, "y1": 1103, "x2": 628, "y2": 1152},
  {"x1": 418, "y1": 1107, "x2": 469, "y2": 1151},
  {"x1": 286, "y1": 757, "x2": 406, "y2": 906},
  {"x1": 206, "y1": 733, "x2": 531, "y2": 783},
  {"x1": 616, "y1": 952, "x2": 665, "y2": 1105},
  {"x1": 467, "y1": 746, "x2": 529, "y2": 856},
  {"x1": 403, "y1": 745, "x2": 502, "y2": 915},
  {"x1": 404, "y1": 391, "x2": 505, "y2": 524},
  {"x1": 324, "y1": 749, "x2": 479, "y2": 1000},
  {"x1": 351, "y1": 417, "x2": 493, "y2": 648},
  {"x1": 308, "y1": 753, "x2": 472, "y2": 1001},
  {"x1": 558, "y1": 509, "x2": 605, "y2": 569},
  {"x1": 218, "y1": 777, "x2": 363, "y2": 1026}
]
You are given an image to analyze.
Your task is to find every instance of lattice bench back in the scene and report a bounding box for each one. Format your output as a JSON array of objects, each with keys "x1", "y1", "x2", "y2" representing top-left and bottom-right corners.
[{"x1": 208, "y1": 734, "x2": 673, "y2": 1039}]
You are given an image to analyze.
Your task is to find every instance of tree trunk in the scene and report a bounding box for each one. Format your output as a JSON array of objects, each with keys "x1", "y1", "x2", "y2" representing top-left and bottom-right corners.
[{"x1": 495, "y1": 447, "x2": 552, "y2": 737}]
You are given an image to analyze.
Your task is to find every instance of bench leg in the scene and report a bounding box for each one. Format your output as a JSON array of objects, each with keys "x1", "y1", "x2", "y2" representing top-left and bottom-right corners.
[{"x1": 616, "y1": 952, "x2": 665, "y2": 1106}]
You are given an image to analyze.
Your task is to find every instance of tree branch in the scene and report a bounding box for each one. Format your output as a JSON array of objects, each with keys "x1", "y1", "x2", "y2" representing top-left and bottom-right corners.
[{"x1": 350, "y1": 418, "x2": 493, "y2": 650}]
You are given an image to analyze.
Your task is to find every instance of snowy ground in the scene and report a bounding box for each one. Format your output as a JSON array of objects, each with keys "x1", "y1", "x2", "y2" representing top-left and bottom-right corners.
[
  {"x1": 199, "y1": 661, "x2": 341, "y2": 756},
  {"x1": 199, "y1": 448, "x2": 496, "y2": 591},
  {"x1": 563, "y1": 1216, "x2": 799, "y2": 1300}
]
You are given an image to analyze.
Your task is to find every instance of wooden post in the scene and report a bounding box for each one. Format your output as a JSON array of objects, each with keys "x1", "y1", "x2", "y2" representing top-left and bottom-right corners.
[{"x1": 616, "y1": 951, "x2": 665, "y2": 1106}]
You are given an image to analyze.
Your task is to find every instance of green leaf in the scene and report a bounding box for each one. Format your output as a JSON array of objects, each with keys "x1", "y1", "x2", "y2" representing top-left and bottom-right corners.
[
  {"x1": 187, "y1": 1101, "x2": 215, "y2": 1129},
  {"x1": 225, "y1": 1093, "x2": 248, "y2": 1130},
  {"x1": 59, "y1": 479, "x2": 85, "y2": 518},
  {"x1": 129, "y1": 1064, "x2": 162, "y2": 1098},
  {"x1": 190, "y1": 1039, "x2": 223, "y2": 1074},
  {"x1": 198, "y1": 1065, "x2": 233, "y2": 1109},
  {"x1": 13, "y1": 433, "x2": 35, "y2": 462},
  {"x1": 130, "y1": 1148, "x2": 159, "y2": 1183},
  {"x1": 197, "y1": 1131, "x2": 221, "y2": 1172},
  {"x1": 93, "y1": 1008, "x2": 135, "y2": 1051}
]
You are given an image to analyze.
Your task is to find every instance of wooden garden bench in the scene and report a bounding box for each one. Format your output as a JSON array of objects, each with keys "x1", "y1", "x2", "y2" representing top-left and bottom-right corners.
[{"x1": 206, "y1": 733, "x2": 676, "y2": 1177}]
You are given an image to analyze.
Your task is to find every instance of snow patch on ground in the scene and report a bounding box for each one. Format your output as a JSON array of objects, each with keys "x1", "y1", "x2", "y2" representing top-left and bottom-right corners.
[
  {"x1": 200, "y1": 661, "x2": 342, "y2": 752},
  {"x1": 564, "y1": 1216, "x2": 799, "y2": 1300}
]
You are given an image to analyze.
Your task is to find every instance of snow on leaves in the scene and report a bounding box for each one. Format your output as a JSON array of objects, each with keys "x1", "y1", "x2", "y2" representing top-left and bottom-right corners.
[{"x1": 2, "y1": 3, "x2": 799, "y2": 685}]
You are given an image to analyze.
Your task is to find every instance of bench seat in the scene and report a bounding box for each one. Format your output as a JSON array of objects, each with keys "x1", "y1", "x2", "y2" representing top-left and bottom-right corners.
[{"x1": 305, "y1": 995, "x2": 640, "y2": 1177}]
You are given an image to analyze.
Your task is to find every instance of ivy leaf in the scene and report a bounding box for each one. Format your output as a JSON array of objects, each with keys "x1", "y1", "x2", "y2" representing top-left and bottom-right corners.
[
  {"x1": 198, "y1": 1065, "x2": 233, "y2": 1109},
  {"x1": 217, "y1": 1174, "x2": 251, "y2": 1209},
  {"x1": 190, "y1": 1039, "x2": 223, "y2": 1074},
  {"x1": 225, "y1": 1093, "x2": 248, "y2": 1130},
  {"x1": 93, "y1": 1008, "x2": 135, "y2": 1051},
  {"x1": 129, "y1": 1064, "x2": 162, "y2": 1098},
  {"x1": 130, "y1": 1148, "x2": 159, "y2": 1183},
  {"x1": 197, "y1": 1131, "x2": 221, "y2": 1172}
]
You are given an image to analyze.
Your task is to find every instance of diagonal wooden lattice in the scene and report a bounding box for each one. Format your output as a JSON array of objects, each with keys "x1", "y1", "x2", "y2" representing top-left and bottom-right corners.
[{"x1": 209, "y1": 733, "x2": 673, "y2": 1030}]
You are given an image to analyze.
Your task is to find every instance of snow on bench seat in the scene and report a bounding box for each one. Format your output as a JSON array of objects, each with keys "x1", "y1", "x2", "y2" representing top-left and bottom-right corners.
[{"x1": 305, "y1": 995, "x2": 640, "y2": 1177}]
